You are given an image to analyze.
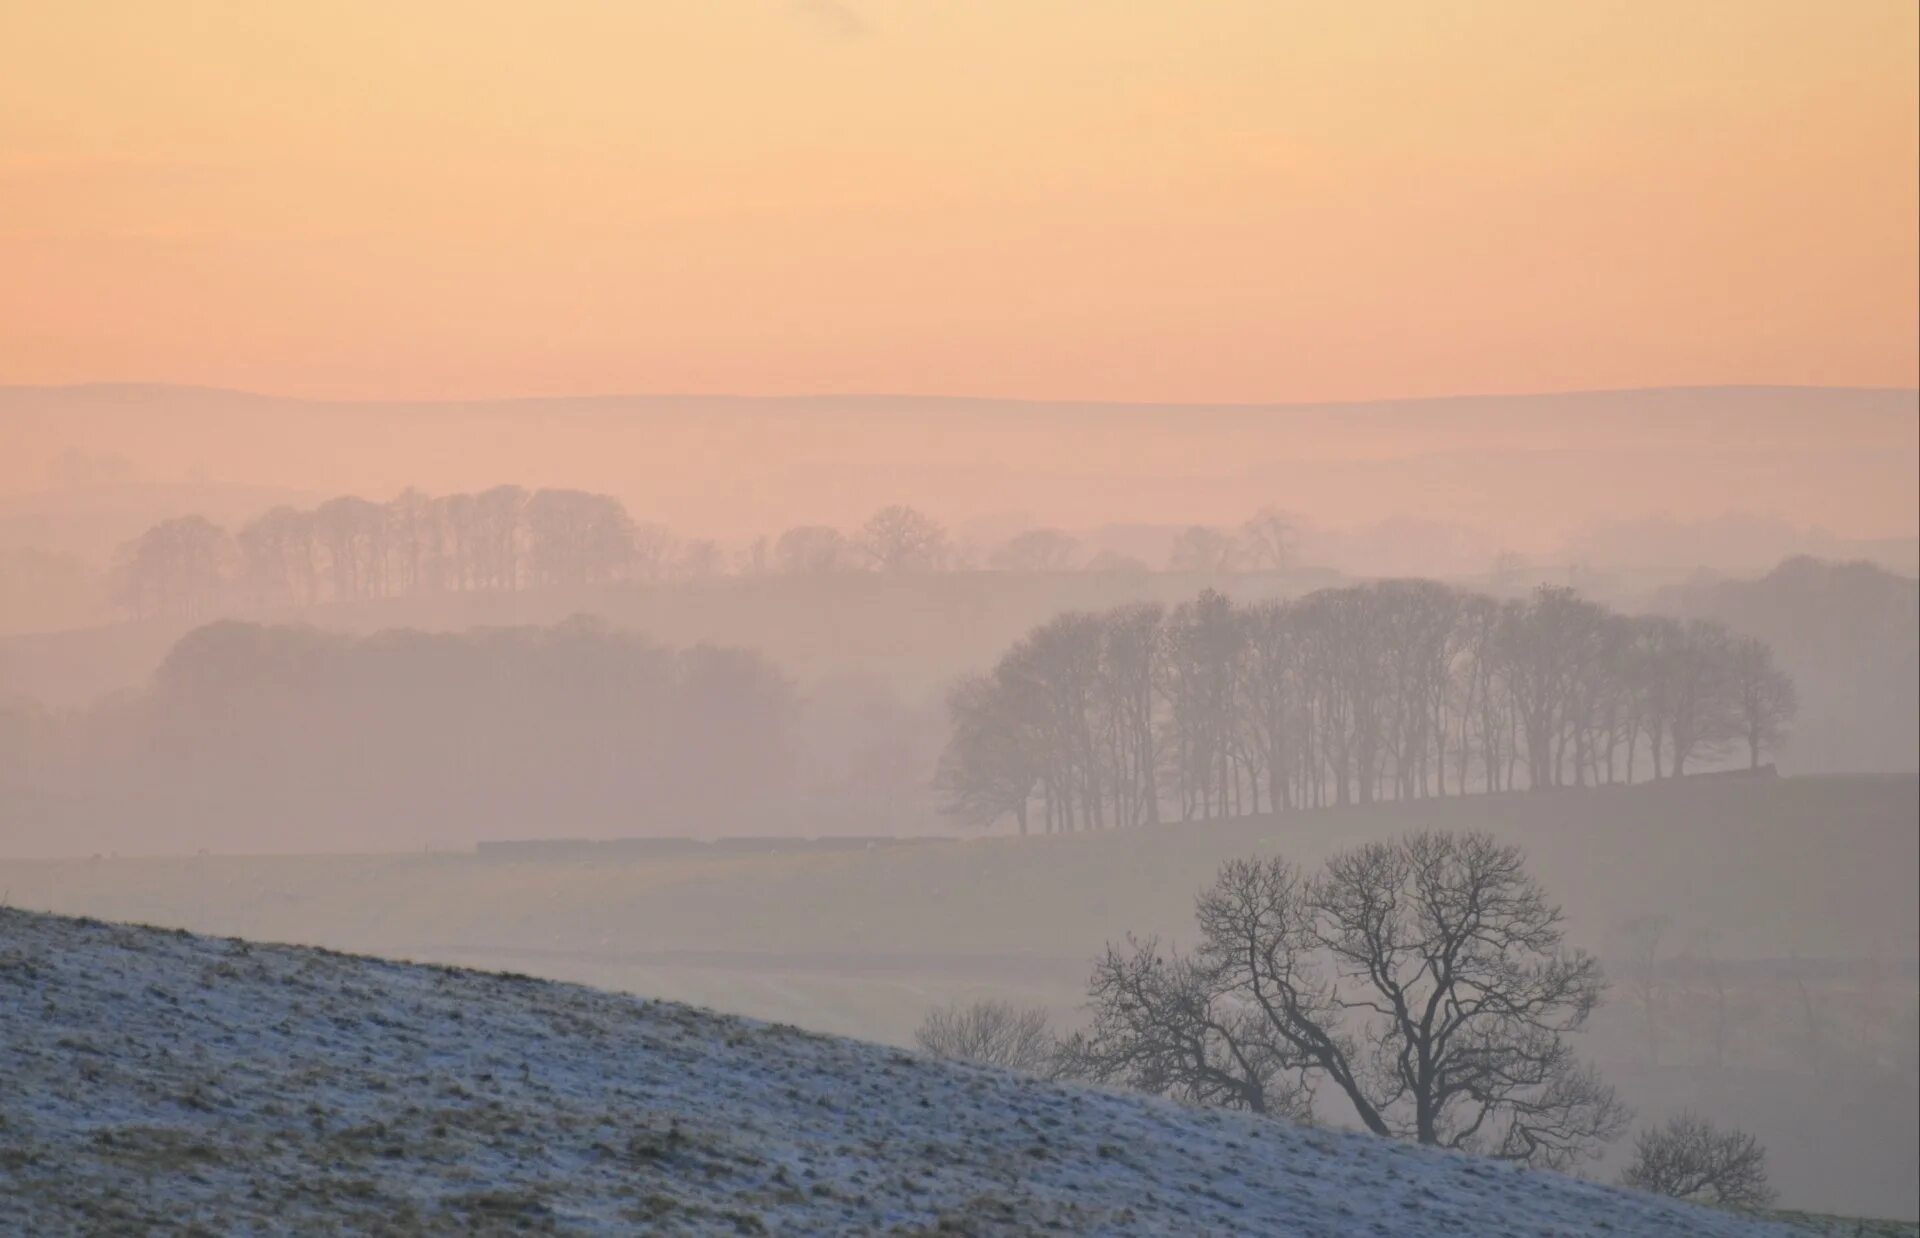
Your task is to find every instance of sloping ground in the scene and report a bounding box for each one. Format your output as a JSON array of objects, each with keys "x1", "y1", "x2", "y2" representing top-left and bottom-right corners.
[
  {"x1": 0, "y1": 911, "x2": 1793, "y2": 1236},
  {"x1": 6, "y1": 777, "x2": 1914, "y2": 1218},
  {"x1": 1774, "y1": 1215, "x2": 1919, "y2": 1238}
]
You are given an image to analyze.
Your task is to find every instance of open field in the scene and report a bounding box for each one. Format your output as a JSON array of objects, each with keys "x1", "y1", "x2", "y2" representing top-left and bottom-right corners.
[
  {"x1": 4, "y1": 773, "x2": 1914, "y2": 1217},
  {"x1": 6, "y1": 773, "x2": 1910, "y2": 964}
]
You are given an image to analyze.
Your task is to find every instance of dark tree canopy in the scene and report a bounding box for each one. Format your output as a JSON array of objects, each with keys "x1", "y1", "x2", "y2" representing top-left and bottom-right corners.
[{"x1": 937, "y1": 583, "x2": 1795, "y2": 832}]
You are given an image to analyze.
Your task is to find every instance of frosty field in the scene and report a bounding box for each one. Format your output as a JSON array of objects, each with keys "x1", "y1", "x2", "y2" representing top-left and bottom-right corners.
[{"x1": 0, "y1": 907, "x2": 1807, "y2": 1236}]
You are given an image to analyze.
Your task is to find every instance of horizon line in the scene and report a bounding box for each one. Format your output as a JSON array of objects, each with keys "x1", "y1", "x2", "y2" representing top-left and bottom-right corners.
[{"x1": 4, "y1": 379, "x2": 1917, "y2": 411}]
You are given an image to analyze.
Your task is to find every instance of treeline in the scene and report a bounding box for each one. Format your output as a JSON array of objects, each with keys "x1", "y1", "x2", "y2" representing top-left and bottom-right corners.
[
  {"x1": 936, "y1": 583, "x2": 1797, "y2": 832},
  {"x1": 109, "y1": 494, "x2": 1310, "y2": 619},
  {"x1": 108, "y1": 492, "x2": 973, "y2": 618},
  {"x1": 8, "y1": 618, "x2": 798, "y2": 843},
  {"x1": 1, "y1": 615, "x2": 958, "y2": 851},
  {"x1": 112, "y1": 488, "x2": 679, "y2": 618}
]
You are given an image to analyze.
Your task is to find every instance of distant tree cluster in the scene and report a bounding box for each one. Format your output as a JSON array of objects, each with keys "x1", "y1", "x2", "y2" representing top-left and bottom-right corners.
[
  {"x1": 108, "y1": 497, "x2": 1322, "y2": 621},
  {"x1": 25, "y1": 616, "x2": 798, "y2": 838},
  {"x1": 937, "y1": 583, "x2": 1797, "y2": 833},
  {"x1": 112, "y1": 487, "x2": 675, "y2": 617},
  {"x1": 111, "y1": 496, "x2": 978, "y2": 619}
]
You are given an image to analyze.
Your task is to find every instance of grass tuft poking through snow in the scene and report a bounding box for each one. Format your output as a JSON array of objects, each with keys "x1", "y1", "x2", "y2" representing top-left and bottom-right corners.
[{"x1": 1, "y1": 909, "x2": 1798, "y2": 1235}]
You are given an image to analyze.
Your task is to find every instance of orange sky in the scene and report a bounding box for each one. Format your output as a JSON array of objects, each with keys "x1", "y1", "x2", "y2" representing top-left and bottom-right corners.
[{"x1": 1, "y1": 1, "x2": 1915, "y2": 402}]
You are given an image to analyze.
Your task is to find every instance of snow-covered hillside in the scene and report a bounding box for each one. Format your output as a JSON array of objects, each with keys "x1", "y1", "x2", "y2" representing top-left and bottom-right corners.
[{"x1": 1, "y1": 910, "x2": 1793, "y2": 1236}]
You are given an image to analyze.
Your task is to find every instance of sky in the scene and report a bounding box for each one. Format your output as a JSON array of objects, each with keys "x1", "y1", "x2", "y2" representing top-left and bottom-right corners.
[{"x1": 0, "y1": 1, "x2": 1915, "y2": 403}]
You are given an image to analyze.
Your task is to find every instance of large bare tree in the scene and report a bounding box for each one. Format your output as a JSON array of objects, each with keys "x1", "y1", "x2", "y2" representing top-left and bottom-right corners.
[
  {"x1": 1081, "y1": 835, "x2": 1627, "y2": 1169},
  {"x1": 934, "y1": 672, "x2": 1041, "y2": 833},
  {"x1": 1726, "y1": 635, "x2": 1797, "y2": 770}
]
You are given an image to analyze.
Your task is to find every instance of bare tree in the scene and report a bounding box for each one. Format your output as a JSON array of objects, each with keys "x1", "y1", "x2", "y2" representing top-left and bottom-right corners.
[
  {"x1": 1159, "y1": 589, "x2": 1245, "y2": 818},
  {"x1": 1096, "y1": 601, "x2": 1164, "y2": 827},
  {"x1": 1663, "y1": 619, "x2": 1741, "y2": 775},
  {"x1": 1060, "y1": 938, "x2": 1314, "y2": 1118},
  {"x1": 313, "y1": 494, "x2": 389, "y2": 600},
  {"x1": 112, "y1": 515, "x2": 233, "y2": 618},
  {"x1": 438, "y1": 491, "x2": 479, "y2": 591},
  {"x1": 1084, "y1": 836, "x2": 1626, "y2": 1168},
  {"x1": 1726, "y1": 635, "x2": 1796, "y2": 770},
  {"x1": 629, "y1": 522, "x2": 679, "y2": 584},
  {"x1": 524, "y1": 488, "x2": 635, "y2": 586},
  {"x1": 1619, "y1": 1113, "x2": 1775, "y2": 1209},
  {"x1": 934, "y1": 672, "x2": 1040, "y2": 833},
  {"x1": 1004, "y1": 610, "x2": 1108, "y2": 830},
  {"x1": 915, "y1": 1000, "x2": 1060, "y2": 1075},
  {"x1": 385, "y1": 486, "x2": 437, "y2": 596},
  {"x1": 1239, "y1": 509, "x2": 1300, "y2": 571},
  {"x1": 859, "y1": 504, "x2": 948, "y2": 573},
  {"x1": 235, "y1": 506, "x2": 317, "y2": 607},
  {"x1": 472, "y1": 485, "x2": 526, "y2": 591}
]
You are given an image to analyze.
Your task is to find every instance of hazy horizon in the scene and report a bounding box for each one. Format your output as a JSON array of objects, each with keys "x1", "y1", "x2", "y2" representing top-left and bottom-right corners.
[
  {"x1": 3, "y1": 3, "x2": 1915, "y2": 1228},
  {"x1": 5, "y1": 384, "x2": 1915, "y2": 556}
]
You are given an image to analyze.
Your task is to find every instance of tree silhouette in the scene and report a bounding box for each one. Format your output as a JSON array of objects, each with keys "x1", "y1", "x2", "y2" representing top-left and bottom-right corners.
[
  {"x1": 859, "y1": 505, "x2": 948, "y2": 573},
  {"x1": 937, "y1": 584, "x2": 1785, "y2": 830},
  {"x1": 1079, "y1": 836, "x2": 1627, "y2": 1169}
]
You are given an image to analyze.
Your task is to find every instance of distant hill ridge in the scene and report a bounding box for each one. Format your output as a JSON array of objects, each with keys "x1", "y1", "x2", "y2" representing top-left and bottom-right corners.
[{"x1": 4, "y1": 383, "x2": 1911, "y2": 552}]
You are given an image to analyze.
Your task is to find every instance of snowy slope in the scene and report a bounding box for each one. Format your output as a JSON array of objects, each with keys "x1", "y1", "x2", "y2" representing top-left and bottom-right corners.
[{"x1": 1, "y1": 910, "x2": 1795, "y2": 1236}]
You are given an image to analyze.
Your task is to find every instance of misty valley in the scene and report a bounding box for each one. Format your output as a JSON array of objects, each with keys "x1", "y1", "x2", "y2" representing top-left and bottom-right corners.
[
  {"x1": 3, "y1": 3, "x2": 1916, "y2": 1228},
  {"x1": 2, "y1": 499, "x2": 1915, "y2": 1227}
]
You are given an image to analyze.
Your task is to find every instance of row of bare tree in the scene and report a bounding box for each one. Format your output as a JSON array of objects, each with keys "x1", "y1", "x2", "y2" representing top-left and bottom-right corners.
[
  {"x1": 111, "y1": 488, "x2": 653, "y2": 617},
  {"x1": 936, "y1": 584, "x2": 1797, "y2": 832},
  {"x1": 108, "y1": 496, "x2": 1318, "y2": 621},
  {"x1": 108, "y1": 494, "x2": 974, "y2": 618}
]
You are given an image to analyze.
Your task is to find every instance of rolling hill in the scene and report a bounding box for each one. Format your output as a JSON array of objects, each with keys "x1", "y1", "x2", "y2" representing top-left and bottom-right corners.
[
  {"x1": 7, "y1": 774, "x2": 1914, "y2": 1219},
  {"x1": 0, "y1": 908, "x2": 1797, "y2": 1236}
]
